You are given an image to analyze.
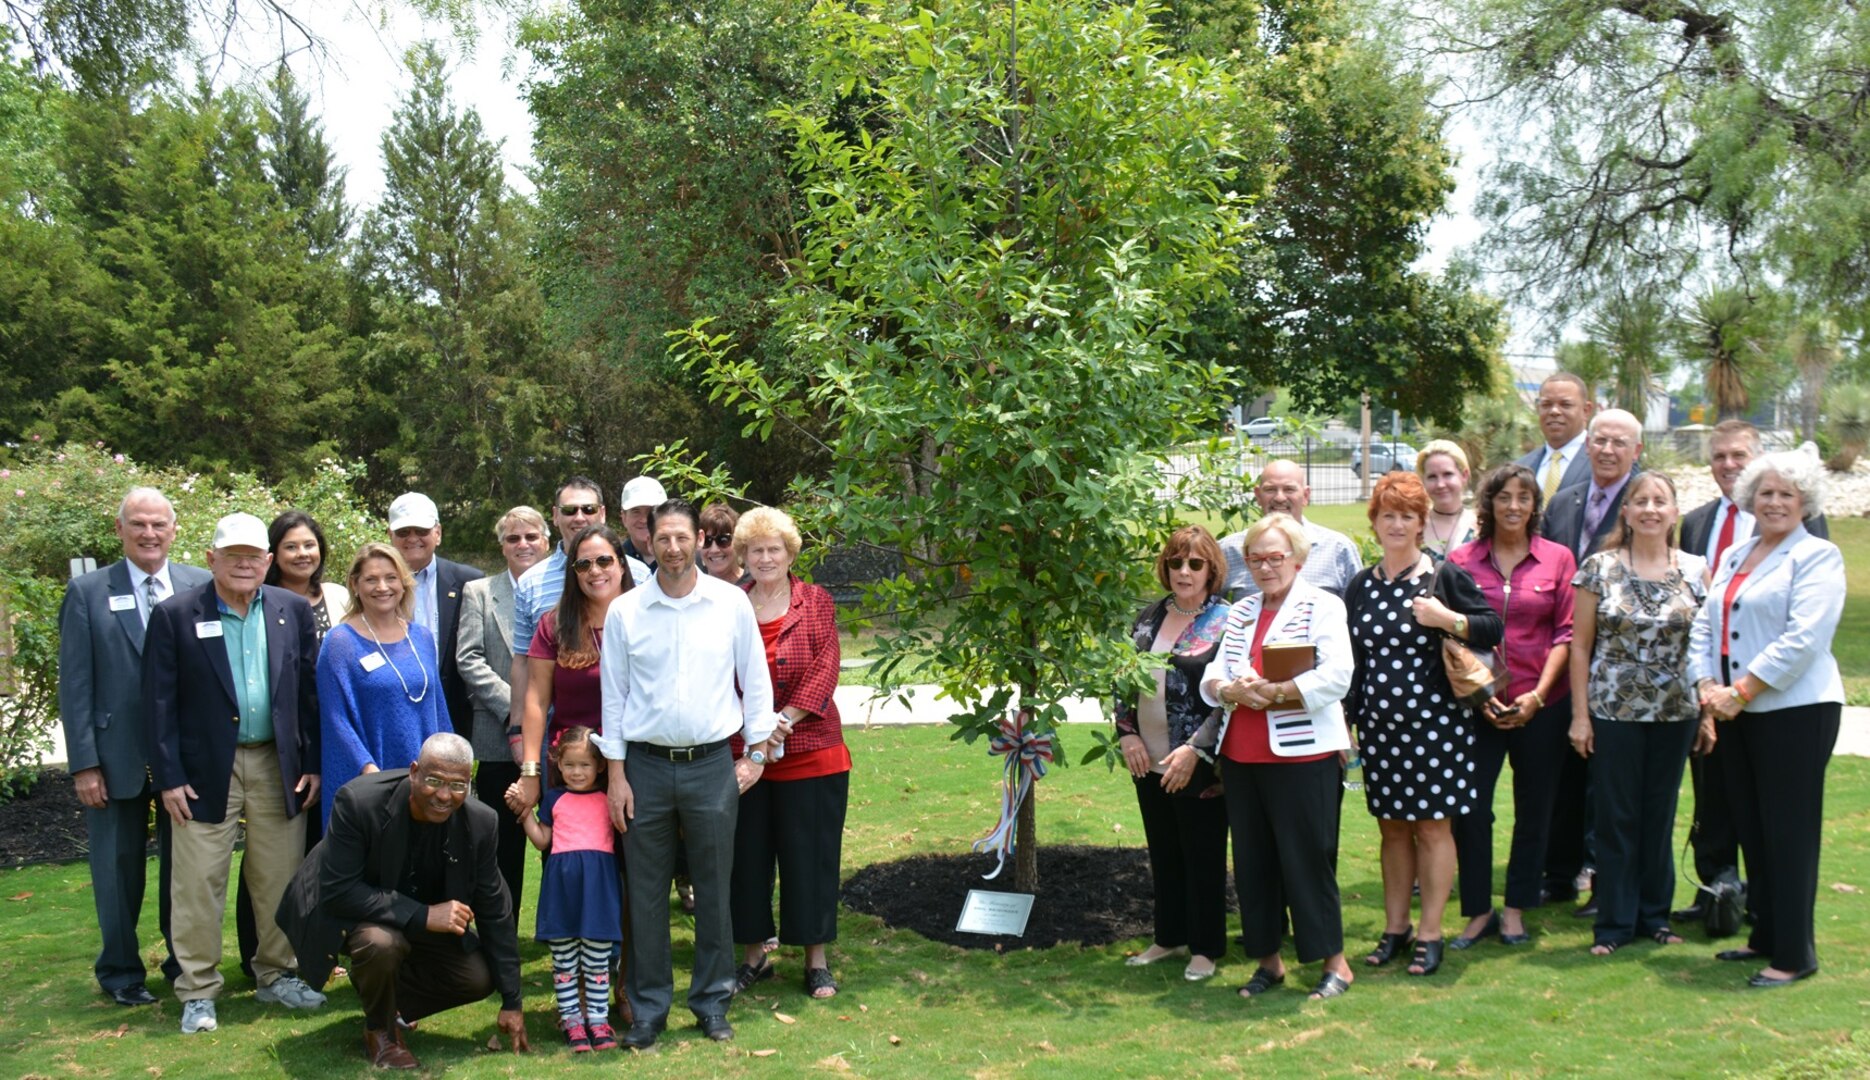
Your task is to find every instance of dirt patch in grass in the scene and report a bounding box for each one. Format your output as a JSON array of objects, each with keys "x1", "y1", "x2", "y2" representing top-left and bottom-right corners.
[
  {"x1": 0, "y1": 768, "x2": 89, "y2": 867},
  {"x1": 841, "y1": 843, "x2": 1237, "y2": 950}
]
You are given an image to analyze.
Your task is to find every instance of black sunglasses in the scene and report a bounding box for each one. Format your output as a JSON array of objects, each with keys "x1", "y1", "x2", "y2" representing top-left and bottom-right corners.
[
  {"x1": 558, "y1": 503, "x2": 601, "y2": 517},
  {"x1": 702, "y1": 534, "x2": 735, "y2": 549},
  {"x1": 572, "y1": 555, "x2": 618, "y2": 573},
  {"x1": 1166, "y1": 556, "x2": 1208, "y2": 572}
]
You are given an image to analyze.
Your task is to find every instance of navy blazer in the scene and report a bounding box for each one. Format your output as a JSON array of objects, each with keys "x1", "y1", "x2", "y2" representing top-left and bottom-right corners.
[
  {"x1": 1542, "y1": 467, "x2": 1643, "y2": 561},
  {"x1": 58, "y1": 559, "x2": 212, "y2": 799},
  {"x1": 1515, "y1": 443, "x2": 1592, "y2": 496},
  {"x1": 431, "y1": 556, "x2": 486, "y2": 737},
  {"x1": 1680, "y1": 497, "x2": 1828, "y2": 561},
  {"x1": 143, "y1": 582, "x2": 320, "y2": 822}
]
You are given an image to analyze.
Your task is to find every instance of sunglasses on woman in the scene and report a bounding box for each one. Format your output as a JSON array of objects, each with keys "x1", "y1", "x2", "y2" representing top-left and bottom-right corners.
[
  {"x1": 572, "y1": 554, "x2": 618, "y2": 573},
  {"x1": 701, "y1": 534, "x2": 735, "y2": 549},
  {"x1": 1166, "y1": 556, "x2": 1207, "y2": 572}
]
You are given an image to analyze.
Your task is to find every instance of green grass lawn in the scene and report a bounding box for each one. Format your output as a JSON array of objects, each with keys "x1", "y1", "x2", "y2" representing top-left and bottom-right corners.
[{"x1": 4, "y1": 725, "x2": 1867, "y2": 1077}]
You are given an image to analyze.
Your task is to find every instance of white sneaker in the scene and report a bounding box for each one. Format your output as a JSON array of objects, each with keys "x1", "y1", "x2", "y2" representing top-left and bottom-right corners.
[
  {"x1": 256, "y1": 974, "x2": 327, "y2": 1009},
  {"x1": 180, "y1": 999, "x2": 218, "y2": 1034}
]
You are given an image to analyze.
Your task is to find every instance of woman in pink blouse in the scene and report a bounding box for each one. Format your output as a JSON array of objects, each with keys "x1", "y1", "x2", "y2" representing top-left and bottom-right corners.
[{"x1": 1446, "y1": 464, "x2": 1577, "y2": 949}]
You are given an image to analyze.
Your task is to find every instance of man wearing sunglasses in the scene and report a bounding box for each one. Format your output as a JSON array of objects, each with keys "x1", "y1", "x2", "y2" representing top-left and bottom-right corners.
[
  {"x1": 277, "y1": 732, "x2": 529, "y2": 1068},
  {"x1": 387, "y1": 492, "x2": 485, "y2": 735},
  {"x1": 1220, "y1": 459, "x2": 1363, "y2": 601}
]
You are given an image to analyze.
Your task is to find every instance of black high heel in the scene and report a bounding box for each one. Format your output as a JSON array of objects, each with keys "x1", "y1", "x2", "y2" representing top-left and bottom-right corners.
[
  {"x1": 1408, "y1": 938, "x2": 1444, "y2": 976},
  {"x1": 1365, "y1": 927, "x2": 1414, "y2": 967},
  {"x1": 1449, "y1": 911, "x2": 1500, "y2": 951}
]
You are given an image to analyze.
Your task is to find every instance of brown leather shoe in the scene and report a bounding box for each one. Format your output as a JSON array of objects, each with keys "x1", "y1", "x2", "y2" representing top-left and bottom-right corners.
[{"x1": 365, "y1": 1028, "x2": 419, "y2": 1070}]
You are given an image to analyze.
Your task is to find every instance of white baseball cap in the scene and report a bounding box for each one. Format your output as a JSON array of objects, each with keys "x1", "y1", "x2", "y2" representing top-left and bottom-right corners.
[
  {"x1": 618, "y1": 476, "x2": 668, "y2": 512},
  {"x1": 388, "y1": 492, "x2": 440, "y2": 531},
  {"x1": 211, "y1": 512, "x2": 270, "y2": 552}
]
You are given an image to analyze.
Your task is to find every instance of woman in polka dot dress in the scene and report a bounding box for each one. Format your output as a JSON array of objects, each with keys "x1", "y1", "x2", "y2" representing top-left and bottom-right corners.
[{"x1": 1345, "y1": 472, "x2": 1503, "y2": 978}]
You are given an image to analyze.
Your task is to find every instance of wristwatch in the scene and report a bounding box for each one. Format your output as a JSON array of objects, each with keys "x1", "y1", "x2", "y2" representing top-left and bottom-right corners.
[
  {"x1": 1274, "y1": 684, "x2": 1288, "y2": 705},
  {"x1": 1453, "y1": 614, "x2": 1468, "y2": 636},
  {"x1": 749, "y1": 749, "x2": 768, "y2": 766}
]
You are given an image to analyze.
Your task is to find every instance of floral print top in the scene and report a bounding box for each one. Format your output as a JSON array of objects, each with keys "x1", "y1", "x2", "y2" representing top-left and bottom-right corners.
[
  {"x1": 1113, "y1": 595, "x2": 1228, "y2": 766},
  {"x1": 1573, "y1": 550, "x2": 1708, "y2": 724}
]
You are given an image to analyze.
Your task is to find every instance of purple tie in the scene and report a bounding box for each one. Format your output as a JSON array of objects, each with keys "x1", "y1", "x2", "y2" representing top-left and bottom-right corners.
[{"x1": 1580, "y1": 490, "x2": 1608, "y2": 558}]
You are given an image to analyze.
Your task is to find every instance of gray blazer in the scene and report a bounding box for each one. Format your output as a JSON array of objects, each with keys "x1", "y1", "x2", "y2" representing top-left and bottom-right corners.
[
  {"x1": 57, "y1": 558, "x2": 212, "y2": 799},
  {"x1": 455, "y1": 572, "x2": 515, "y2": 761}
]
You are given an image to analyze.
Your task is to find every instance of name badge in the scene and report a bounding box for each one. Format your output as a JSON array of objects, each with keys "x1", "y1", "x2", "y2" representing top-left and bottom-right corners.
[
  {"x1": 196, "y1": 621, "x2": 224, "y2": 639},
  {"x1": 360, "y1": 652, "x2": 387, "y2": 673},
  {"x1": 109, "y1": 594, "x2": 137, "y2": 612}
]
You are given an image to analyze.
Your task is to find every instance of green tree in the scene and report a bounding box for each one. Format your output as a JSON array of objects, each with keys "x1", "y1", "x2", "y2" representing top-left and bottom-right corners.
[
  {"x1": 1676, "y1": 287, "x2": 1765, "y2": 422},
  {"x1": 261, "y1": 64, "x2": 349, "y2": 258},
  {"x1": 44, "y1": 83, "x2": 355, "y2": 476},
  {"x1": 520, "y1": 0, "x2": 826, "y2": 499},
  {"x1": 1170, "y1": 0, "x2": 1504, "y2": 423},
  {"x1": 1436, "y1": 0, "x2": 1870, "y2": 331},
  {"x1": 354, "y1": 43, "x2": 555, "y2": 519},
  {"x1": 1584, "y1": 288, "x2": 1669, "y2": 423},
  {"x1": 677, "y1": 0, "x2": 1251, "y2": 892}
]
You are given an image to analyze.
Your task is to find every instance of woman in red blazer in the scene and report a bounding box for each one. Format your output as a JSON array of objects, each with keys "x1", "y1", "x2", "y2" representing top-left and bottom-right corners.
[{"x1": 728, "y1": 506, "x2": 849, "y2": 1001}]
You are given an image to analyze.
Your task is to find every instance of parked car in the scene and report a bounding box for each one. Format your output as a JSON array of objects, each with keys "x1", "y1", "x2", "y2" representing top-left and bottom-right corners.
[
  {"x1": 1350, "y1": 442, "x2": 1417, "y2": 477},
  {"x1": 1241, "y1": 416, "x2": 1291, "y2": 440}
]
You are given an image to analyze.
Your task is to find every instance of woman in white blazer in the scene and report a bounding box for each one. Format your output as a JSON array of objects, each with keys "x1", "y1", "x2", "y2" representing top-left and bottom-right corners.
[
  {"x1": 1199, "y1": 512, "x2": 1357, "y2": 1002},
  {"x1": 1689, "y1": 451, "x2": 1844, "y2": 989}
]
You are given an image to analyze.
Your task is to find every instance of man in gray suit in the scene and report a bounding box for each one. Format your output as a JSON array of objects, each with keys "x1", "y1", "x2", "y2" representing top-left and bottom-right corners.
[
  {"x1": 1515, "y1": 372, "x2": 1595, "y2": 502},
  {"x1": 58, "y1": 486, "x2": 212, "y2": 1005},
  {"x1": 456, "y1": 505, "x2": 549, "y2": 911}
]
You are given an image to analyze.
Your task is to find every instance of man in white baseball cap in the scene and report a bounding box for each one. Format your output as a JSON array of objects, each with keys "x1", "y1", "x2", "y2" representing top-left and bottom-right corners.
[
  {"x1": 145, "y1": 512, "x2": 325, "y2": 1033},
  {"x1": 386, "y1": 492, "x2": 485, "y2": 734},
  {"x1": 618, "y1": 476, "x2": 669, "y2": 574}
]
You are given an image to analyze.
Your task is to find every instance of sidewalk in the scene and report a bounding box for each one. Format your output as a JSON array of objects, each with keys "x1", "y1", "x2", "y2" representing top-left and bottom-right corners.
[{"x1": 33, "y1": 693, "x2": 1870, "y2": 766}]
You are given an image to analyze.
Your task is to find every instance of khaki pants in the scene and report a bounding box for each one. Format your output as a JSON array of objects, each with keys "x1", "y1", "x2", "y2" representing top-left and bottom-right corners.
[{"x1": 169, "y1": 744, "x2": 305, "y2": 1001}]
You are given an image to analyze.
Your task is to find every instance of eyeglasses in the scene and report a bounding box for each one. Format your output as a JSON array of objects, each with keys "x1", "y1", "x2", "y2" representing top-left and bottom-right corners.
[
  {"x1": 393, "y1": 527, "x2": 433, "y2": 540},
  {"x1": 572, "y1": 555, "x2": 618, "y2": 573},
  {"x1": 218, "y1": 553, "x2": 267, "y2": 568},
  {"x1": 420, "y1": 775, "x2": 470, "y2": 795},
  {"x1": 1245, "y1": 552, "x2": 1290, "y2": 569},
  {"x1": 558, "y1": 503, "x2": 601, "y2": 517},
  {"x1": 1165, "y1": 557, "x2": 1207, "y2": 572},
  {"x1": 702, "y1": 534, "x2": 735, "y2": 549},
  {"x1": 502, "y1": 531, "x2": 543, "y2": 545},
  {"x1": 1589, "y1": 435, "x2": 1635, "y2": 451}
]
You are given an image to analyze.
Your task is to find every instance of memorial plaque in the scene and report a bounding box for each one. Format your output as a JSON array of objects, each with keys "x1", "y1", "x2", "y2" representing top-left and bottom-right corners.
[{"x1": 955, "y1": 889, "x2": 1035, "y2": 937}]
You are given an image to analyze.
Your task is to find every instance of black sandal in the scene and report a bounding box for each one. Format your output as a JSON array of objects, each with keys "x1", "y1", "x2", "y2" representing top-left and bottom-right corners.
[
  {"x1": 1365, "y1": 928, "x2": 1414, "y2": 967},
  {"x1": 733, "y1": 957, "x2": 774, "y2": 996},
  {"x1": 1650, "y1": 928, "x2": 1684, "y2": 945},
  {"x1": 804, "y1": 967, "x2": 839, "y2": 999},
  {"x1": 1308, "y1": 971, "x2": 1351, "y2": 1000},
  {"x1": 1589, "y1": 940, "x2": 1620, "y2": 956},
  {"x1": 1407, "y1": 938, "x2": 1443, "y2": 976},
  {"x1": 1237, "y1": 966, "x2": 1285, "y2": 998}
]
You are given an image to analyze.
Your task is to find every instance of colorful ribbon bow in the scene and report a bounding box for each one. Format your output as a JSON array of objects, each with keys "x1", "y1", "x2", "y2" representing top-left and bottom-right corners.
[{"x1": 972, "y1": 709, "x2": 1055, "y2": 880}]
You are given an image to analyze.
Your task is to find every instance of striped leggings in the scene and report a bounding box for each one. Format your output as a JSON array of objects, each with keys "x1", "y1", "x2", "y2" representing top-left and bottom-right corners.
[{"x1": 546, "y1": 938, "x2": 616, "y2": 1024}]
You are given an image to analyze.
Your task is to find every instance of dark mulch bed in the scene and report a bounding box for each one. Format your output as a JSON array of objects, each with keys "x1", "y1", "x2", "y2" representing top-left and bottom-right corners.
[
  {"x1": 841, "y1": 844, "x2": 1238, "y2": 951},
  {"x1": 0, "y1": 768, "x2": 90, "y2": 867}
]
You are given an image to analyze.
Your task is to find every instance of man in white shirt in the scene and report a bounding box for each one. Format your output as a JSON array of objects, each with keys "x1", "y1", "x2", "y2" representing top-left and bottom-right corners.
[
  {"x1": 1514, "y1": 372, "x2": 1595, "y2": 500},
  {"x1": 1220, "y1": 459, "x2": 1363, "y2": 600},
  {"x1": 58, "y1": 487, "x2": 211, "y2": 1006},
  {"x1": 1674, "y1": 419, "x2": 1827, "y2": 920},
  {"x1": 595, "y1": 499, "x2": 782, "y2": 1048}
]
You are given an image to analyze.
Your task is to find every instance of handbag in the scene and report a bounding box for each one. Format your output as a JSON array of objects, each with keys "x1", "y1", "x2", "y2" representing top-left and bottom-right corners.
[{"x1": 1423, "y1": 560, "x2": 1504, "y2": 712}]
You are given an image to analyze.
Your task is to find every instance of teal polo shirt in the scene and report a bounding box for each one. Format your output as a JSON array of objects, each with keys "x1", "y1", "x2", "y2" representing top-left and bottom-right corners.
[{"x1": 218, "y1": 591, "x2": 273, "y2": 745}]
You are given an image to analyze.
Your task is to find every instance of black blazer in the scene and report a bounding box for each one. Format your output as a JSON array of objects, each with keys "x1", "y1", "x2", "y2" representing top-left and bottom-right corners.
[
  {"x1": 1542, "y1": 467, "x2": 1643, "y2": 561},
  {"x1": 274, "y1": 769, "x2": 521, "y2": 1006},
  {"x1": 1680, "y1": 497, "x2": 1828, "y2": 559},
  {"x1": 1515, "y1": 442, "x2": 1592, "y2": 495},
  {"x1": 431, "y1": 556, "x2": 485, "y2": 736},
  {"x1": 143, "y1": 582, "x2": 319, "y2": 822}
]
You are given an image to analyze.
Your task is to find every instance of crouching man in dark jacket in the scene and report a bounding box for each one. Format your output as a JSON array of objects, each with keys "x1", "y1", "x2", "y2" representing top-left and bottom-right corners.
[{"x1": 278, "y1": 732, "x2": 529, "y2": 1068}]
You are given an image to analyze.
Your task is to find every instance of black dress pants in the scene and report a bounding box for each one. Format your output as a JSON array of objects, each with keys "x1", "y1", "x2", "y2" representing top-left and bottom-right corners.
[
  {"x1": 1588, "y1": 718, "x2": 1695, "y2": 945},
  {"x1": 730, "y1": 771, "x2": 849, "y2": 947},
  {"x1": 1131, "y1": 773, "x2": 1228, "y2": 960},
  {"x1": 1454, "y1": 698, "x2": 1570, "y2": 916},
  {"x1": 1222, "y1": 756, "x2": 1344, "y2": 964},
  {"x1": 475, "y1": 759, "x2": 527, "y2": 914},
  {"x1": 1719, "y1": 702, "x2": 1840, "y2": 974}
]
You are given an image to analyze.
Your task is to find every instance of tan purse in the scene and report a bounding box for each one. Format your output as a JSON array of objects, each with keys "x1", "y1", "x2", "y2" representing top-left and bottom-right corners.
[{"x1": 1426, "y1": 562, "x2": 1503, "y2": 712}]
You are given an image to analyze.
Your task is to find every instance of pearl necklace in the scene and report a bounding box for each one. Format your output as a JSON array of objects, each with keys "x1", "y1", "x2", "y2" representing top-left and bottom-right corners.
[
  {"x1": 360, "y1": 614, "x2": 430, "y2": 704},
  {"x1": 1168, "y1": 597, "x2": 1204, "y2": 616}
]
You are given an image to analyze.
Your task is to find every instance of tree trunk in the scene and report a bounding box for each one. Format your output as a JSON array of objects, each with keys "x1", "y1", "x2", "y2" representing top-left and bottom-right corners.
[{"x1": 1013, "y1": 782, "x2": 1038, "y2": 892}]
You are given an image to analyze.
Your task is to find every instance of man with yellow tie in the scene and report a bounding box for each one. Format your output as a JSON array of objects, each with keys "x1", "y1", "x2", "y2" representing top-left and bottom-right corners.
[{"x1": 1514, "y1": 372, "x2": 1594, "y2": 499}]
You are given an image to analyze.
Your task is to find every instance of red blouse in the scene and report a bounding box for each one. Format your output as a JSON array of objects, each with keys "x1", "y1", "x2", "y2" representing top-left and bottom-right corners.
[{"x1": 1220, "y1": 608, "x2": 1334, "y2": 765}]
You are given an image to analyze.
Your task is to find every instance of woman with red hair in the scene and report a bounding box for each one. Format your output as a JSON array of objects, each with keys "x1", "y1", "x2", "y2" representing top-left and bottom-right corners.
[{"x1": 1345, "y1": 471, "x2": 1501, "y2": 977}]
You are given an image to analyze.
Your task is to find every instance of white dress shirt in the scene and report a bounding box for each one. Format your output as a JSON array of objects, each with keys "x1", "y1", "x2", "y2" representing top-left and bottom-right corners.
[
  {"x1": 411, "y1": 561, "x2": 438, "y2": 637},
  {"x1": 596, "y1": 570, "x2": 779, "y2": 761},
  {"x1": 1534, "y1": 431, "x2": 1588, "y2": 486},
  {"x1": 131, "y1": 563, "x2": 174, "y2": 626}
]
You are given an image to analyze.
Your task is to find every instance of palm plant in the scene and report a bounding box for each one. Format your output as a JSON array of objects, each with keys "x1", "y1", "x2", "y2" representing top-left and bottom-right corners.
[
  {"x1": 1825, "y1": 382, "x2": 1870, "y2": 472},
  {"x1": 1678, "y1": 288, "x2": 1762, "y2": 421}
]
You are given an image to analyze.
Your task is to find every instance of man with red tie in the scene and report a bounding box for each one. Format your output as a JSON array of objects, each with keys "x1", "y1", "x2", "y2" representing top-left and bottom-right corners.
[{"x1": 1675, "y1": 420, "x2": 1828, "y2": 921}]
